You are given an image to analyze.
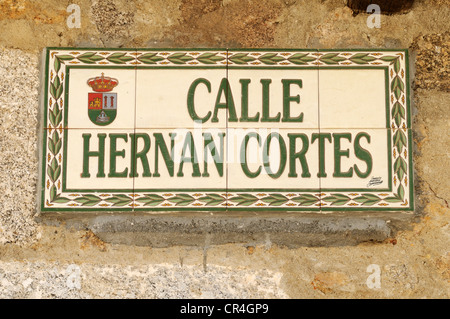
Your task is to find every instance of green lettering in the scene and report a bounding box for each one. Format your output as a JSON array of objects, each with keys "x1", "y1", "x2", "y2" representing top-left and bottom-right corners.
[
  {"x1": 260, "y1": 79, "x2": 280, "y2": 122},
  {"x1": 240, "y1": 132, "x2": 262, "y2": 178},
  {"x1": 354, "y1": 132, "x2": 373, "y2": 178},
  {"x1": 187, "y1": 78, "x2": 212, "y2": 123},
  {"x1": 212, "y1": 78, "x2": 237, "y2": 122},
  {"x1": 263, "y1": 132, "x2": 287, "y2": 179},
  {"x1": 108, "y1": 133, "x2": 128, "y2": 178},
  {"x1": 153, "y1": 133, "x2": 175, "y2": 177},
  {"x1": 281, "y1": 79, "x2": 303, "y2": 122},
  {"x1": 288, "y1": 133, "x2": 310, "y2": 178},
  {"x1": 129, "y1": 133, "x2": 151, "y2": 178},
  {"x1": 202, "y1": 132, "x2": 225, "y2": 177},
  {"x1": 177, "y1": 132, "x2": 201, "y2": 177},
  {"x1": 311, "y1": 133, "x2": 332, "y2": 178},
  {"x1": 81, "y1": 133, "x2": 106, "y2": 178},
  {"x1": 239, "y1": 79, "x2": 260, "y2": 122},
  {"x1": 332, "y1": 133, "x2": 353, "y2": 178}
]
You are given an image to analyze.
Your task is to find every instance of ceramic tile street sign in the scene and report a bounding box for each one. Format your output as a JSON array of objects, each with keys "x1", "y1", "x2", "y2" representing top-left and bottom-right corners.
[{"x1": 40, "y1": 48, "x2": 413, "y2": 212}]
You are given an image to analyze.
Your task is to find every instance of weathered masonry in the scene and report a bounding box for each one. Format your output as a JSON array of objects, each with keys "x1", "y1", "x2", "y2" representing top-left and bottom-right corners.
[{"x1": 39, "y1": 48, "x2": 413, "y2": 213}]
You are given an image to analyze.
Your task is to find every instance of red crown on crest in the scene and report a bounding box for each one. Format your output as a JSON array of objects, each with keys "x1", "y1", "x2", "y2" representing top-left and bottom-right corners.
[{"x1": 87, "y1": 73, "x2": 119, "y2": 92}]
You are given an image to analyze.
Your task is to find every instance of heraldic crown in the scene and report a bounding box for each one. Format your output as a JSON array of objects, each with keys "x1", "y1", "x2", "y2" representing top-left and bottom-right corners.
[{"x1": 87, "y1": 73, "x2": 119, "y2": 92}]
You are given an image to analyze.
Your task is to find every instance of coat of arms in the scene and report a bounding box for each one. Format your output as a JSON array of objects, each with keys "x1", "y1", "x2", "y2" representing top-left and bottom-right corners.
[{"x1": 87, "y1": 73, "x2": 118, "y2": 126}]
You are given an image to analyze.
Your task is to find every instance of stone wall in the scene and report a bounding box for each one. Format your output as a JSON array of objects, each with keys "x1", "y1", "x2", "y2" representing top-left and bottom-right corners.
[{"x1": 0, "y1": 0, "x2": 448, "y2": 298}]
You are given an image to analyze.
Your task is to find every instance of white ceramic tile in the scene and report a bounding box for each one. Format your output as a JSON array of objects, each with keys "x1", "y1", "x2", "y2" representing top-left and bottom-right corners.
[
  {"x1": 319, "y1": 68, "x2": 388, "y2": 129},
  {"x1": 132, "y1": 128, "x2": 227, "y2": 191},
  {"x1": 39, "y1": 128, "x2": 136, "y2": 211},
  {"x1": 227, "y1": 65, "x2": 319, "y2": 129},
  {"x1": 319, "y1": 128, "x2": 413, "y2": 211},
  {"x1": 318, "y1": 129, "x2": 390, "y2": 190},
  {"x1": 45, "y1": 49, "x2": 138, "y2": 131},
  {"x1": 226, "y1": 128, "x2": 322, "y2": 210},
  {"x1": 66, "y1": 68, "x2": 136, "y2": 129},
  {"x1": 135, "y1": 67, "x2": 228, "y2": 129},
  {"x1": 64, "y1": 129, "x2": 135, "y2": 191},
  {"x1": 227, "y1": 128, "x2": 320, "y2": 190},
  {"x1": 131, "y1": 128, "x2": 228, "y2": 210}
]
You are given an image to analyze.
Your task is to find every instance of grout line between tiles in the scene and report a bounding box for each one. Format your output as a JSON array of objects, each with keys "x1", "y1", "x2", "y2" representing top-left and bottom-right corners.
[
  {"x1": 318, "y1": 60, "x2": 322, "y2": 213},
  {"x1": 132, "y1": 50, "x2": 138, "y2": 212},
  {"x1": 226, "y1": 48, "x2": 229, "y2": 211}
]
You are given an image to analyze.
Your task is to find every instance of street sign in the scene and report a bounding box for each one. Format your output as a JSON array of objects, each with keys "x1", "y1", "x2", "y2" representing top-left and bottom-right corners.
[{"x1": 40, "y1": 48, "x2": 413, "y2": 212}]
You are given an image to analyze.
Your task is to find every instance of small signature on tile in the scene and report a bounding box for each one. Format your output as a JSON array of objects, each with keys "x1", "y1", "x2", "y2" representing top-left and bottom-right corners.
[{"x1": 367, "y1": 176, "x2": 383, "y2": 187}]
